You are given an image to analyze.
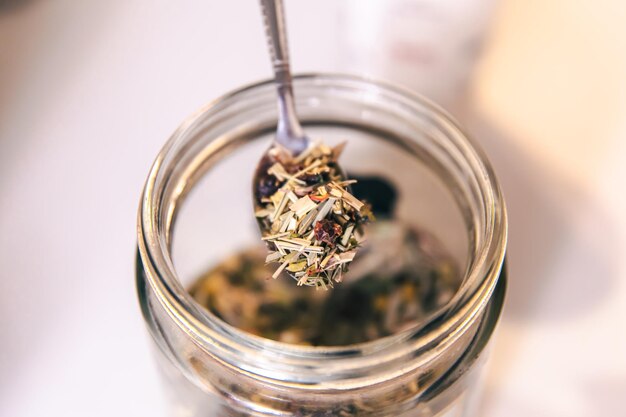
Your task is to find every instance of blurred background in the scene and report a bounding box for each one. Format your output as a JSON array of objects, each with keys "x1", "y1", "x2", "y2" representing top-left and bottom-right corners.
[{"x1": 1, "y1": 0, "x2": 624, "y2": 416}]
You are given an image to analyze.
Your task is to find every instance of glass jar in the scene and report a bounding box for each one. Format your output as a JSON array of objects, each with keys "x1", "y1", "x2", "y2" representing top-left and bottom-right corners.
[{"x1": 136, "y1": 74, "x2": 507, "y2": 417}]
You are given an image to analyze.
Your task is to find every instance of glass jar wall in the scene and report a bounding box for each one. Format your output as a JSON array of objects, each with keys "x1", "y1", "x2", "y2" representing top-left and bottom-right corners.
[{"x1": 136, "y1": 74, "x2": 507, "y2": 416}]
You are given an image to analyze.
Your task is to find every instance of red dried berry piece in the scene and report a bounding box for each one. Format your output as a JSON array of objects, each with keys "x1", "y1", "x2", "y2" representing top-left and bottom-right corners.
[{"x1": 314, "y1": 219, "x2": 343, "y2": 246}]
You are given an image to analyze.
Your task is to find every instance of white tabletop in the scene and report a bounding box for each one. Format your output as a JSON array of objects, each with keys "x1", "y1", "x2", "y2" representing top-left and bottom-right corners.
[{"x1": 1, "y1": 1, "x2": 624, "y2": 416}]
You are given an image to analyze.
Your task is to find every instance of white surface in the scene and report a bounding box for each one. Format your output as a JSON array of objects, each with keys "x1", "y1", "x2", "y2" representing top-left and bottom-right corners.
[{"x1": 0, "y1": 1, "x2": 624, "y2": 416}]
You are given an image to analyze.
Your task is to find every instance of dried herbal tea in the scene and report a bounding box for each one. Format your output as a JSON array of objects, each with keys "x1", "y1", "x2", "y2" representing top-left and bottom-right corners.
[
  {"x1": 188, "y1": 220, "x2": 460, "y2": 346},
  {"x1": 254, "y1": 141, "x2": 372, "y2": 289}
]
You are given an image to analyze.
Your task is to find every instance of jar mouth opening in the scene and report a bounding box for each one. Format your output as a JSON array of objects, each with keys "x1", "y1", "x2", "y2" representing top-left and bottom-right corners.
[{"x1": 138, "y1": 73, "x2": 507, "y2": 385}]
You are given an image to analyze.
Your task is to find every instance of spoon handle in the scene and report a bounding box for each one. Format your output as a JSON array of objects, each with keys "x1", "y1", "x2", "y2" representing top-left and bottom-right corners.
[
  {"x1": 260, "y1": 0, "x2": 291, "y2": 86},
  {"x1": 259, "y1": 0, "x2": 307, "y2": 152}
]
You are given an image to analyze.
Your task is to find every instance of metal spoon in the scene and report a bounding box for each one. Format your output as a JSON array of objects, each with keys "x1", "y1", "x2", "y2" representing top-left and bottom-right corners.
[
  {"x1": 254, "y1": 1, "x2": 361, "y2": 286},
  {"x1": 258, "y1": 0, "x2": 308, "y2": 155}
]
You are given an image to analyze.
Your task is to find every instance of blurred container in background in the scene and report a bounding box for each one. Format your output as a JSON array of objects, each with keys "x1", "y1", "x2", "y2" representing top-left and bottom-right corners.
[{"x1": 338, "y1": 0, "x2": 497, "y2": 113}]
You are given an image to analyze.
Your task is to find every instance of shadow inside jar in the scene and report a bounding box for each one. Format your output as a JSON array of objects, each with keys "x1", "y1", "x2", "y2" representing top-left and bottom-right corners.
[{"x1": 467, "y1": 114, "x2": 619, "y2": 324}]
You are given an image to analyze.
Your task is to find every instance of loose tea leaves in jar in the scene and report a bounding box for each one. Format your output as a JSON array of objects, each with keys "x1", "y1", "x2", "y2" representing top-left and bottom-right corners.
[
  {"x1": 189, "y1": 220, "x2": 460, "y2": 346},
  {"x1": 254, "y1": 141, "x2": 372, "y2": 289}
]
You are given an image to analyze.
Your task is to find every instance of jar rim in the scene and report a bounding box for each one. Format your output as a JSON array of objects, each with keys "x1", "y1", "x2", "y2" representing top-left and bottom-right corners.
[{"x1": 137, "y1": 73, "x2": 507, "y2": 389}]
